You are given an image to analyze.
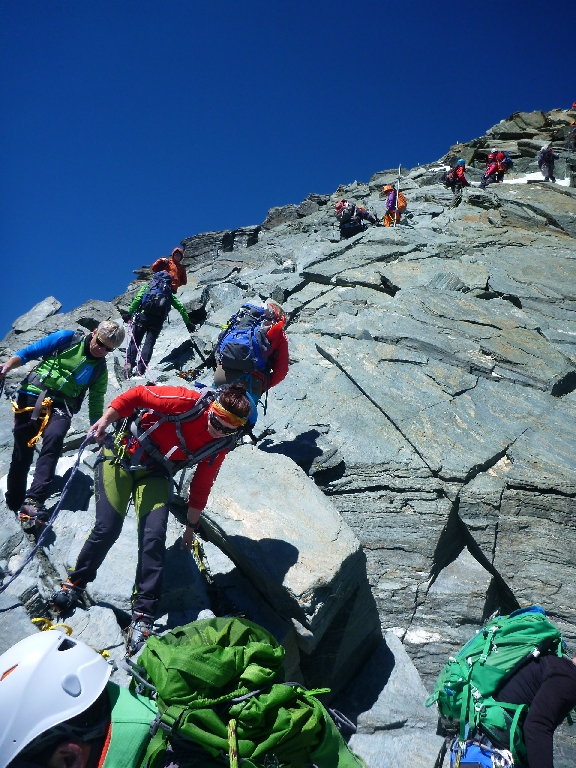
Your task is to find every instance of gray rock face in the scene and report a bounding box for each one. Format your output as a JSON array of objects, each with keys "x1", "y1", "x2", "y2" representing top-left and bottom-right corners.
[
  {"x1": 202, "y1": 447, "x2": 380, "y2": 697},
  {"x1": 12, "y1": 297, "x2": 62, "y2": 333},
  {"x1": 1, "y1": 106, "x2": 576, "y2": 767}
]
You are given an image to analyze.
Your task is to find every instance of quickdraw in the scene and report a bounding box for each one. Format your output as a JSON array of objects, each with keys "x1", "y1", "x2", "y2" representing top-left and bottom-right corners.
[
  {"x1": 12, "y1": 397, "x2": 53, "y2": 447},
  {"x1": 192, "y1": 537, "x2": 213, "y2": 586}
]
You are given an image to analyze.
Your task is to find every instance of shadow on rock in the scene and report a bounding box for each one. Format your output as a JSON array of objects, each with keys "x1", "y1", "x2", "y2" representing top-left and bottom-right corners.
[
  {"x1": 330, "y1": 638, "x2": 396, "y2": 732},
  {"x1": 49, "y1": 468, "x2": 93, "y2": 512}
]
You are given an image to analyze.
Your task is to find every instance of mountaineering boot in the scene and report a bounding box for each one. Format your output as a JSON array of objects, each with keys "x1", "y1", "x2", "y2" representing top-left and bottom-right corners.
[
  {"x1": 50, "y1": 580, "x2": 85, "y2": 612},
  {"x1": 18, "y1": 499, "x2": 50, "y2": 531},
  {"x1": 126, "y1": 612, "x2": 155, "y2": 656}
]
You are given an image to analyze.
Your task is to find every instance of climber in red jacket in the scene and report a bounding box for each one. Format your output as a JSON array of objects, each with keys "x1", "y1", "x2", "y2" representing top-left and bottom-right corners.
[{"x1": 50, "y1": 383, "x2": 251, "y2": 654}]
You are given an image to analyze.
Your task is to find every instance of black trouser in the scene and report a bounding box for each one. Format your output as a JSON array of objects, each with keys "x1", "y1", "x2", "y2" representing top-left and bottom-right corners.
[
  {"x1": 449, "y1": 181, "x2": 463, "y2": 199},
  {"x1": 480, "y1": 171, "x2": 503, "y2": 188},
  {"x1": 68, "y1": 452, "x2": 170, "y2": 616},
  {"x1": 5, "y1": 394, "x2": 72, "y2": 511},
  {"x1": 340, "y1": 221, "x2": 365, "y2": 239},
  {"x1": 127, "y1": 317, "x2": 162, "y2": 374},
  {"x1": 541, "y1": 162, "x2": 555, "y2": 181}
]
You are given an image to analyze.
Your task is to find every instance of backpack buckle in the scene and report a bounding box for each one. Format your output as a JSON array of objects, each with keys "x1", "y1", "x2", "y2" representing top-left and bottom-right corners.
[{"x1": 149, "y1": 713, "x2": 176, "y2": 738}]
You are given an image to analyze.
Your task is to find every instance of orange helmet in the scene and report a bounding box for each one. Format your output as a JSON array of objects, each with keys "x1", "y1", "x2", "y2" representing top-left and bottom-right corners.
[{"x1": 382, "y1": 185, "x2": 394, "y2": 192}]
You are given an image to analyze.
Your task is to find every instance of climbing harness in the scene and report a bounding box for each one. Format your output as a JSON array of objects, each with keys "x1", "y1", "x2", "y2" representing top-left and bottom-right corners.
[
  {"x1": 11, "y1": 396, "x2": 53, "y2": 447},
  {"x1": 0, "y1": 434, "x2": 93, "y2": 596},
  {"x1": 126, "y1": 320, "x2": 158, "y2": 384}
]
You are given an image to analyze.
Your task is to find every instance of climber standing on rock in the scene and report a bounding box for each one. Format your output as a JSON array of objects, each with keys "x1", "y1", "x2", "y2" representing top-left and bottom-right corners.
[
  {"x1": 381, "y1": 185, "x2": 407, "y2": 226},
  {"x1": 124, "y1": 271, "x2": 196, "y2": 379},
  {"x1": 335, "y1": 199, "x2": 377, "y2": 239},
  {"x1": 50, "y1": 383, "x2": 251, "y2": 655},
  {"x1": 445, "y1": 159, "x2": 469, "y2": 204},
  {"x1": 480, "y1": 148, "x2": 512, "y2": 188},
  {"x1": 151, "y1": 246, "x2": 187, "y2": 292},
  {"x1": 0, "y1": 321, "x2": 124, "y2": 527},
  {"x1": 538, "y1": 144, "x2": 560, "y2": 183}
]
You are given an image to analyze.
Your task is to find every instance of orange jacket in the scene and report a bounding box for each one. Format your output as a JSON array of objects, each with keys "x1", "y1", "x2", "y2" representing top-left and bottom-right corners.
[
  {"x1": 151, "y1": 256, "x2": 187, "y2": 291},
  {"x1": 110, "y1": 385, "x2": 227, "y2": 511}
]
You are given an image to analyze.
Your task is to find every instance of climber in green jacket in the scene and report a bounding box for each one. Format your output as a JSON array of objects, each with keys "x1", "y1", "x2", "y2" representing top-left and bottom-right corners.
[
  {"x1": 124, "y1": 271, "x2": 195, "y2": 379},
  {"x1": 0, "y1": 321, "x2": 125, "y2": 526}
]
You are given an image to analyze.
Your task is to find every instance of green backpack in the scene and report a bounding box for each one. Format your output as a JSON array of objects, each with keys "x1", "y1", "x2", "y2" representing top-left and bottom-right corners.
[
  {"x1": 425, "y1": 606, "x2": 565, "y2": 765},
  {"x1": 127, "y1": 617, "x2": 365, "y2": 768}
]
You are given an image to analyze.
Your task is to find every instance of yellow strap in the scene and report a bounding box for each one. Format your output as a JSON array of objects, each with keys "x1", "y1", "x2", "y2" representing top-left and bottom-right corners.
[
  {"x1": 227, "y1": 718, "x2": 239, "y2": 768},
  {"x1": 192, "y1": 538, "x2": 206, "y2": 574},
  {"x1": 32, "y1": 617, "x2": 73, "y2": 635},
  {"x1": 12, "y1": 398, "x2": 53, "y2": 448}
]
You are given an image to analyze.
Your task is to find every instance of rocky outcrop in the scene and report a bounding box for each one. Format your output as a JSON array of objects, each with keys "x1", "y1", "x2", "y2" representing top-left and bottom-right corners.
[{"x1": 1, "y1": 107, "x2": 576, "y2": 766}]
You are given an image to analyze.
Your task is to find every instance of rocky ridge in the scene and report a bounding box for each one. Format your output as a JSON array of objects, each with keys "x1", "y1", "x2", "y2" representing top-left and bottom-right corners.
[{"x1": 1, "y1": 107, "x2": 576, "y2": 767}]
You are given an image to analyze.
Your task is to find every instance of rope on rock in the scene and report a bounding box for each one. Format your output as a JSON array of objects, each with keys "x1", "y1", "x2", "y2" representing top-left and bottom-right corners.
[
  {"x1": 126, "y1": 320, "x2": 158, "y2": 384},
  {"x1": 0, "y1": 434, "x2": 93, "y2": 596}
]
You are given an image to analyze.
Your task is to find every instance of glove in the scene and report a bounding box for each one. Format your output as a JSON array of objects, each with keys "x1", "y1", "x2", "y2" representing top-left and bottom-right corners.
[
  {"x1": 120, "y1": 309, "x2": 131, "y2": 322},
  {"x1": 186, "y1": 322, "x2": 196, "y2": 333}
]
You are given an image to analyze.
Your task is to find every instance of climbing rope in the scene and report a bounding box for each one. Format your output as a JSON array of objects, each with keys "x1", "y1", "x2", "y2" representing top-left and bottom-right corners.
[
  {"x1": 227, "y1": 718, "x2": 239, "y2": 768},
  {"x1": 126, "y1": 320, "x2": 158, "y2": 384},
  {"x1": 32, "y1": 617, "x2": 73, "y2": 635},
  {"x1": 0, "y1": 434, "x2": 93, "y2": 595}
]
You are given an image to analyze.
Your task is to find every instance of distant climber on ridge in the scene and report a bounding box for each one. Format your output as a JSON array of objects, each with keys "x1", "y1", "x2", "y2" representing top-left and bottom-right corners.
[
  {"x1": 335, "y1": 199, "x2": 377, "y2": 239},
  {"x1": 381, "y1": 185, "x2": 407, "y2": 226},
  {"x1": 213, "y1": 299, "x2": 289, "y2": 403},
  {"x1": 124, "y1": 271, "x2": 195, "y2": 379},
  {"x1": 0, "y1": 321, "x2": 124, "y2": 526},
  {"x1": 567, "y1": 122, "x2": 576, "y2": 152},
  {"x1": 151, "y1": 246, "x2": 187, "y2": 292},
  {"x1": 538, "y1": 144, "x2": 560, "y2": 183},
  {"x1": 50, "y1": 383, "x2": 252, "y2": 655},
  {"x1": 480, "y1": 148, "x2": 513, "y2": 188},
  {"x1": 444, "y1": 159, "x2": 469, "y2": 204}
]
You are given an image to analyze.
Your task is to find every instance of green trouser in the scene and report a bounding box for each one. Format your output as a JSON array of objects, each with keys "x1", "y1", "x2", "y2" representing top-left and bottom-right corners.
[{"x1": 69, "y1": 448, "x2": 170, "y2": 616}]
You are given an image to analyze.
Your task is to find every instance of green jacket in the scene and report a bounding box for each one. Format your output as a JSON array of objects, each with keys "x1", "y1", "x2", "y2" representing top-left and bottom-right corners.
[
  {"x1": 20, "y1": 331, "x2": 108, "y2": 423},
  {"x1": 129, "y1": 284, "x2": 191, "y2": 325},
  {"x1": 101, "y1": 683, "x2": 157, "y2": 768}
]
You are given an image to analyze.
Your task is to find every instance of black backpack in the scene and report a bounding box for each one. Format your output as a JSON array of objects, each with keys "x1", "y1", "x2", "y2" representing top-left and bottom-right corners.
[{"x1": 141, "y1": 271, "x2": 173, "y2": 319}]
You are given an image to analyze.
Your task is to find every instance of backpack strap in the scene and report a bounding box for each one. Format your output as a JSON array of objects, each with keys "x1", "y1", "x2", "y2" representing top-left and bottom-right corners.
[{"x1": 127, "y1": 388, "x2": 239, "y2": 477}]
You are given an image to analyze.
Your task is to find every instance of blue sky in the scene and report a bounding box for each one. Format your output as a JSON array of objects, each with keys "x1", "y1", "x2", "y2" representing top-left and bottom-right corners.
[{"x1": 1, "y1": 0, "x2": 573, "y2": 339}]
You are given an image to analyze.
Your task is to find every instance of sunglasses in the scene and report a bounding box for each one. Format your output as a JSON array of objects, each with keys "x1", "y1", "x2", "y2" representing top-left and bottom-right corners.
[
  {"x1": 209, "y1": 413, "x2": 239, "y2": 436},
  {"x1": 95, "y1": 334, "x2": 114, "y2": 352}
]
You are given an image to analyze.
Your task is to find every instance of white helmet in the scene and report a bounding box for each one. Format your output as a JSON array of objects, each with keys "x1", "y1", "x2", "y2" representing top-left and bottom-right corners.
[
  {"x1": 541, "y1": 145, "x2": 549, "y2": 151},
  {"x1": 0, "y1": 631, "x2": 111, "y2": 767}
]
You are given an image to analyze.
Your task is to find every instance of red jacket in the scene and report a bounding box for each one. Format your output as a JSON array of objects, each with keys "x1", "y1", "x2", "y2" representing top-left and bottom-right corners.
[
  {"x1": 110, "y1": 385, "x2": 227, "y2": 510},
  {"x1": 454, "y1": 165, "x2": 469, "y2": 185},
  {"x1": 265, "y1": 319, "x2": 289, "y2": 389},
  {"x1": 152, "y1": 257, "x2": 187, "y2": 292}
]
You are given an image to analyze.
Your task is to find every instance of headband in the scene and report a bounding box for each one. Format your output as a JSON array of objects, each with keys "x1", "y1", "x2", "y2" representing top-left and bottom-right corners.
[{"x1": 210, "y1": 400, "x2": 248, "y2": 428}]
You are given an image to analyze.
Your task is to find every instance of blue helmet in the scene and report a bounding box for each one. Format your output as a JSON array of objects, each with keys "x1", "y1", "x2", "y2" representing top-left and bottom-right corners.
[{"x1": 457, "y1": 158, "x2": 465, "y2": 166}]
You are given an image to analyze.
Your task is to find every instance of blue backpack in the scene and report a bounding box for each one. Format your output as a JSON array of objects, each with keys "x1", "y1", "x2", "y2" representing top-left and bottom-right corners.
[
  {"x1": 141, "y1": 271, "x2": 173, "y2": 319},
  {"x1": 502, "y1": 151, "x2": 514, "y2": 170},
  {"x1": 217, "y1": 304, "x2": 272, "y2": 373},
  {"x1": 449, "y1": 737, "x2": 513, "y2": 768}
]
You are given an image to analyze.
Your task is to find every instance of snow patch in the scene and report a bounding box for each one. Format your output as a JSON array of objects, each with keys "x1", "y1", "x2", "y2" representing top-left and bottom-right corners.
[{"x1": 404, "y1": 628, "x2": 443, "y2": 644}]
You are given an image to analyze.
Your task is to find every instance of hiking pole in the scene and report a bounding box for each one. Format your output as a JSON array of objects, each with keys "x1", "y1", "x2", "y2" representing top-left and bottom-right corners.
[
  {"x1": 393, "y1": 164, "x2": 401, "y2": 229},
  {"x1": 189, "y1": 336, "x2": 208, "y2": 366}
]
